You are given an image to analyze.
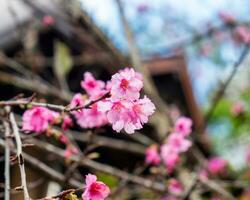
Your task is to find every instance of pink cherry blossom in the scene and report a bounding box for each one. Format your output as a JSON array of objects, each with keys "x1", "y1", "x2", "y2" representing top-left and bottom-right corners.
[
  {"x1": 82, "y1": 174, "x2": 110, "y2": 200},
  {"x1": 161, "y1": 144, "x2": 180, "y2": 173},
  {"x1": 81, "y1": 72, "x2": 105, "y2": 99},
  {"x1": 62, "y1": 115, "x2": 73, "y2": 130},
  {"x1": 145, "y1": 145, "x2": 161, "y2": 165},
  {"x1": 22, "y1": 107, "x2": 59, "y2": 133},
  {"x1": 71, "y1": 94, "x2": 108, "y2": 129},
  {"x1": 137, "y1": 4, "x2": 149, "y2": 13},
  {"x1": 167, "y1": 133, "x2": 192, "y2": 153},
  {"x1": 98, "y1": 96, "x2": 155, "y2": 134},
  {"x1": 198, "y1": 169, "x2": 209, "y2": 181},
  {"x1": 207, "y1": 157, "x2": 227, "y2": 175},
  {"x1": 231, "y1": 102, "x2": 244, "y2": 116},
  {"x1": 212, "y1": 196, "x2": 222, "y2": 200},
  {"x1": 75, "y1": 103, "x2": 108, "y2": 129},
  {"x1": 110, "y1": 68, "x2": 143, "y2": 101},
  {"x1": 174, "y1": 117, "x2": 192, "y2": 136},
  {"x1": 161, "y1": 196, "x2": 177, "y2": 200},
  {"x1": 218, "y1": 11, "x2": 235, "y2": 24},
  {"x1": 99, "y1": 100, "x2": 133, "y2": 133},
  {"x1": 234, "y1": 26, "x2": 250, "y2": 44},
  {"x1": 59, "y1": 134, "x2": 69, "y2": 144},
  {"x1": 42, "y1": 15, "x2": 55, "y2": 26},
  {"x1": 64, "y1": 146, "x2": 78, "y2": 159},
  {"x1": 70, "y1": 93, "x2": 85, "y2": 113},
  {"x1": 168, "y1": 179, "x2": 183, "y2": 195},
  {"x1": 245, "y1": 148, "x2": 250, "y2": 163}
]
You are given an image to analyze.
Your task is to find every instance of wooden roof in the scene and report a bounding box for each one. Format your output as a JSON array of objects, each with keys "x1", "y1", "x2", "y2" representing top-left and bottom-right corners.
[{"x1": 144, "y1": 56, "x2": 204, "y2": 131}]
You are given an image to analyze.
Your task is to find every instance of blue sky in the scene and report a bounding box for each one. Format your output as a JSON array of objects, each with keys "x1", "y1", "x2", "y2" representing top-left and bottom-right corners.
[{"x1": 80, "y1": 0, "x2": 250, "y2": 107}]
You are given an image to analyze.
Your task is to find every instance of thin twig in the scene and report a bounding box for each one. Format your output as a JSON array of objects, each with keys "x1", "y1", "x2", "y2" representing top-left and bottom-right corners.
[
  {"x1": 0, "y1": 53, "x2": 72, "y2": 101},
  {"x1": 199, "y1": 177, "x2": 236, "y2": 200},
  {"x1": 29, "y1": 137, "x2": 166, "y2": 192},
  {"x1": 0, "y1": 138, "x2": 82, "y2": 189},
  {"x1": 0, "y1": 71, "x2": 71, "y2": 102},
  {"x1": 36, "y1": 188, "x2": 83, "y2": 200},
  {"x1": 69, "y1": 129, "x2": 146, "y2": 154},
  {"x1": 3, "y1": 120, "x2": 11, "y2": 200},
  {"x1": 181, "y1": 174, "x2": 198, "y2": 200},
  {"x1": 205, "y1": 44, "x2": 250, "y2": 124},
  {"x1": 166, "y1": 21, "x2": 250, "y2": 52},
  {"x1": 0, "y1": 178, "x2": 44, "y2": 199},
  {"x1": 0, "y1": 92, "x2": 110, "y2": 112},
  {"x1": 9, "y1": 109, "x2": 30, "y2": 200}
]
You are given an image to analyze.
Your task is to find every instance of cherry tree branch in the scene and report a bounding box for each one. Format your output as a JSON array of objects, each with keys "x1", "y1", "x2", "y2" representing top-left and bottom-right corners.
[
  {"x1": 0, "y1": 71, "x2": 71, "y2": 102},
  {"x1": 0, "y1": 92, "x2": 110, "y2": 112},
  {"x1": 181, "y1": 174, "x2": 198, "y2": 200},
  {"x1": 166, "y1": 21, "x2": 250, "y2": 52},
  {"x1": 0, "y1": 54, "x2": 72, "y2": 102},
  {"x1": 28, "y1": 137, "x2": 166, "y2": 192},
  {"x1": 200, "y1": 177, "x2": 236, "y2": 200},
  {"x1": 8, "y1": 109, "x2": 30, "y2": 200},
  {"x1": 205, "y1": 43, "x2": 250, "y2": 124},
  {"x1": 0, "y1": 138, "x2": 82, "y2": 190},
  {"x1": 3, "y1": 120, "x2": 11, "y2": 200}
]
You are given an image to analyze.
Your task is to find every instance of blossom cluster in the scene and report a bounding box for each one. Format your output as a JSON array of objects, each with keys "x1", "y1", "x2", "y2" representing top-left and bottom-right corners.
[
  {"x1": 22, "y1": 106, "x2": 73, "y2": 133},
  {"x1": 145, "y1": 117, "x2": 193, "y2": 173},
  {"x1": 71, "y1": 68, "x2": 155, "y2": 134},
  {"x1": 22, "y1": 106, "x2": 76, "y2": 158},
  {"x1": 21, "y1": 68, "x2": 155, "y2": 135}
]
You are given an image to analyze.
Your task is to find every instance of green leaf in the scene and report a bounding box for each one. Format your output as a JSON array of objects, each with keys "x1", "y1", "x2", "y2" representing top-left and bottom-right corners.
[
  {"x1": 86, "y1": 152, "x2": 100, "y2": 159},
  {"x1": 54, "y1": 40, "x2": 73, "y2": 89},
  {"x1": 96, "y1": 172, "x2": 119, "y2": 188}
]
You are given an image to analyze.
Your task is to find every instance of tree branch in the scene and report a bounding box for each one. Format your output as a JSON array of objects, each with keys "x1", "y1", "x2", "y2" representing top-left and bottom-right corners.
[
  {"x1": 0, "y1": 138, "x2": 82, "y2": 189},
  {"x1": 205, "y1": 44, "x2": 250, "y2": 124},
  {"x1": 9, "y1": 109, "x2": 30, "y2": 200},
  {"x1": 3, "y1": 120, "x2": 11, "y2": 200},
  {"x1": 0, "y1": 92, "x2": 110, "y2": 112},
  {"x1": 28, "y1": 137, "x2": 166, "y2": 192}
]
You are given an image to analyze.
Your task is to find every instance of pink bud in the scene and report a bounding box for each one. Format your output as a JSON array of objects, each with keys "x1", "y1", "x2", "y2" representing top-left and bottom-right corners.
[
  {"x1": 231, "y1": 102, "x2": 244, "y2": 116},
  {"x1": 168, "y1": 179, "x2": 183, "y2": 195},
  {"x1": 145, "y1": 145, "x2": 161, "y2": 165},
  {"x1": 207, "y1": 157, "x2": 227, "y2": 175},
  {"x1": 174, "y1": 117, "x2": 193, "y2": 136},
  {"x1": 42, "y1": 15, "x2": 55, "y2": 26},
  {"x1": 233, "y1": 26, "x2": 250, "y2": 44}
]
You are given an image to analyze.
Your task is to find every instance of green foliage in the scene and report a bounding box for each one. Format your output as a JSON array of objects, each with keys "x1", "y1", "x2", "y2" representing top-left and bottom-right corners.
[
  {"x1": 96, "y1": 172, "x2": 119, "y2": 188},
  {"x1": 54, "y1": 40, "x2": 73, "y2": 77},
  {"x1": 54, "y1": 40, "x2": 73, "y2": 90},
  {"x1": 209, "y1": 98, "x2": 231, "y2": 122},
  {"x1": 209, "y1": 92, "x2": 250, "y2": 139}
]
